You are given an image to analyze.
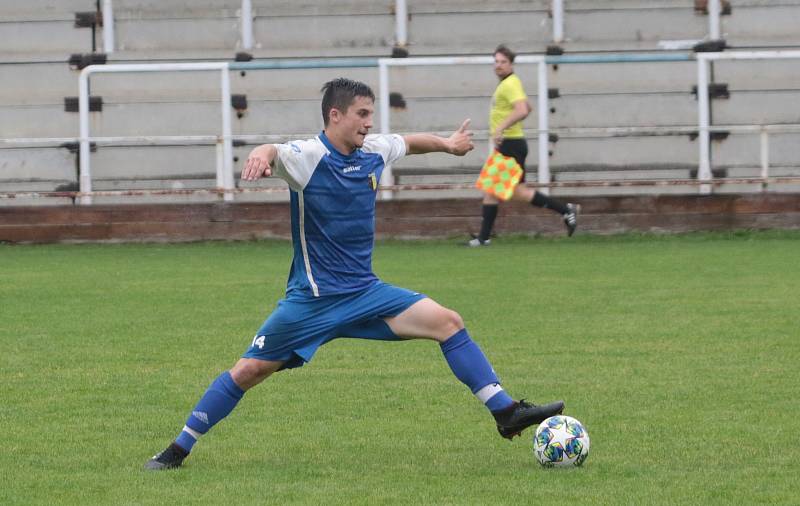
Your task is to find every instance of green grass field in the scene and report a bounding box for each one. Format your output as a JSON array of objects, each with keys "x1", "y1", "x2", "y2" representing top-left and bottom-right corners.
[{"x1": 2, "y1": 232, "x2": 799, "y2": 505}]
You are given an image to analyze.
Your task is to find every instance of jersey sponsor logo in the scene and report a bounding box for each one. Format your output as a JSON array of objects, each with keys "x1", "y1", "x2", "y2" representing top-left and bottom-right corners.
[{"x1": 343, "y1": 165, "x2": 361, "y2": 173}]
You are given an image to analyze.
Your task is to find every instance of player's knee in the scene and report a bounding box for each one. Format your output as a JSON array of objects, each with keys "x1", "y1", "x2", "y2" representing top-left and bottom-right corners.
[
  {"x1": 230, "y1": 358, "x2": 277, "y2": 390},
  {"x1": 438, "y1": 308, "x2": 464, "y2": 338}
]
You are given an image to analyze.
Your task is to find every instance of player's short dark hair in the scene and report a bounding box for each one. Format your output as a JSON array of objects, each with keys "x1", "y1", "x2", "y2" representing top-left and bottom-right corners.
[
  {"x1": 494, "y1": 44, "x2": 516, "y2": 63},
  {"x1": 320, "y1": 78, "x2": 375, "y2": 126}
]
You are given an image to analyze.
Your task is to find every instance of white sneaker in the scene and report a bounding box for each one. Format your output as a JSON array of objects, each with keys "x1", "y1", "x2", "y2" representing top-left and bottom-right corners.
[{"x1": 467, "y1": 238, "x2": 491, "y2": 247}]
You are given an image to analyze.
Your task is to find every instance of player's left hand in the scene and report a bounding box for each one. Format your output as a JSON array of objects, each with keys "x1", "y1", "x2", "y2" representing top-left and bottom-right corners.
[
  {"x1": 448, "y1": 119, "x2": 474, "y2": 156},
  {"x1": 242, "y1": 144, "x2": 275, "y2": 181}
]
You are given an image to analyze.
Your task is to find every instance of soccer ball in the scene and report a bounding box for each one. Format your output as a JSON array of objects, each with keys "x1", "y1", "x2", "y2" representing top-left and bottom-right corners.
[{"x1": 533, "y1": 415, "x2": 590, "y2": 467}]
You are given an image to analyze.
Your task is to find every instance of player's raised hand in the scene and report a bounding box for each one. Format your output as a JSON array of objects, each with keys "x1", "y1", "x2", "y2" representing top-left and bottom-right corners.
[
  {"x1": 448, "y1": 119, "x2": 474, "y2": 156},
  {"x1": 241, "y1": 144, "x2": 276, "y2": 181}
]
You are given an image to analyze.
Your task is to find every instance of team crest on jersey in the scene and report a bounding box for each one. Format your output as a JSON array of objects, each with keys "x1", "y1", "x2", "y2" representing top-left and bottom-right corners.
[{"x1": 368, "y1": 172, "x2": 378, "y2": 191}]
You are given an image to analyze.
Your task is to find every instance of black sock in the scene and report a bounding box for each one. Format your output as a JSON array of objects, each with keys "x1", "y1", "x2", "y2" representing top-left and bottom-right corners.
[
  {"x1": 531, "y1": 191, "x2": 568, "y2": 214},
  {"x1": 478, "y1": 204, "x2": 498, "y2": 242}
]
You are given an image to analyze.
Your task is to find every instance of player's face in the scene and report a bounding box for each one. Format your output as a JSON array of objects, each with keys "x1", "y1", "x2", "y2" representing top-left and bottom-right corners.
[
  {"x1": 331, "y1": 96, "x2": 374, "y2": 150},
  {"x1": 494, "y1": 53, "x2": 513, "y2": 79}
]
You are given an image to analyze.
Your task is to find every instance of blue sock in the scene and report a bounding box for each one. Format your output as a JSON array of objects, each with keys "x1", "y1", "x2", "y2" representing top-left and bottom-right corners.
[
  {"x1": 175, "y1": 371, "x2": 245, "y2": 452},
  {"x1": 440, "y1": 329, "x2": 514, "y2": 413}
]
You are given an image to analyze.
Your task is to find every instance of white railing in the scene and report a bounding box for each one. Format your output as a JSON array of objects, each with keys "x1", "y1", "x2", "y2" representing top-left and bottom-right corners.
[
  {"x1": 241, "y1": 0, "x2": 253, "y2": 51},
  {"x1": 552, "y1": 0, "x2": 565, "y2": 43},
  {"x1": 96, "y1": 1, "x2": 725, "y2": 55},
  {"x1": 98, "y1": 0, "x2": 412, "y2": 55},
  {"x1": 695, "y1": 50, "x2": 800, "y2": 194},
  {"x1": 78, "y1": 63, "x2": 233, "y2": 205},
  {"x1": 378, "y1": 55, "x2": 550, "y2": 194},
  {"x1": 3, "y1": 51, "x2": 799, "y2": 204},
  {"x1": 73, "y1": 59, "x2": 378, "y2": 205},
  {"x1": 395, "y1": 0, "x2": 408, "y2": 49},
  {"x1": 102, "y1": 0, "x2": 114, "y2": 53},
  {"x1": 707, "y1": 0, "x2": 722, "y2": 40},
  {"x1": 379, "y1": 52, "x2": 693, "y2": 196},
  {"x1": 549, "y1": 0, "x2": 723, "y2": 44}
]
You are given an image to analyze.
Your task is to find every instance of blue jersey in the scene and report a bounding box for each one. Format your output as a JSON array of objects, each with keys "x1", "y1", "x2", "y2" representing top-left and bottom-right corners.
[{"x1": 272, "y1": 131, "x2": 407, "y2": 297}]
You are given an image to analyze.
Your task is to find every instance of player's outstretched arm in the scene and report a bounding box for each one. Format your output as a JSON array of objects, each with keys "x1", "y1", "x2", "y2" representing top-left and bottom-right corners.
[
  {"x1": 404, "y1": 119, "x2": 474, "y2": 156},
  {"x1": 241, "y1": 144, "x2": 277, "y2": 181}
]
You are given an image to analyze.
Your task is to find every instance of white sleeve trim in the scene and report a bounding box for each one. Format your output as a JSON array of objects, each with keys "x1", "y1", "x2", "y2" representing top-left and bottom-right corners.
[
  {"x1": 272, "y1": 137, "x2": 328, "y2": 191},
  {"x1": 362, "y1": 134, "x2": 406, "y2": 165}
]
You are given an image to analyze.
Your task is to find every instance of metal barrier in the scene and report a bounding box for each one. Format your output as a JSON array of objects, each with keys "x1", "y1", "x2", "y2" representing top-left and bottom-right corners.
[
  {"x1": 695, "y1": 50, "x2": 800, "y2": 193},
  {"x1": 95, "y1": 1, "x2": 726, "y2": 56},
  {"x1": 73, "y1": 59, "x2": 379, "y2": 204},
  {"x1": 3, "y1": 49, "x2": 800, "y2": 204},
  {"x1": 77, "y1": 63, "x2": 233, "y2": 205},
  {"x1": 378, "y1": 52, "x2": 694, "y2": 195},
  {"x1": 99, "y1": 0, "x2": 409, "y2": 55}
]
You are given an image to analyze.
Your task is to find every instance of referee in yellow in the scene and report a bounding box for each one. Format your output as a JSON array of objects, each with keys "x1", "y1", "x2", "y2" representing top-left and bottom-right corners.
[{"x1": 469, "y1": 45, "x2": 579, "y2": 247}]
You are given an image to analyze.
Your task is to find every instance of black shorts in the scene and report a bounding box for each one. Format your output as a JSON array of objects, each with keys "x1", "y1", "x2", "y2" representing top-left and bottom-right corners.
[{"x1": 498, "y1": 138, "x2": 529, "y2": 183}]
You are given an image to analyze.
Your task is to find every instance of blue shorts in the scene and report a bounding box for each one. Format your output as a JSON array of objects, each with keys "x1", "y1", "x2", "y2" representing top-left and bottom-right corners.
[{"x1": 242, "y1": 281, "x2": 427, "y2": 370}]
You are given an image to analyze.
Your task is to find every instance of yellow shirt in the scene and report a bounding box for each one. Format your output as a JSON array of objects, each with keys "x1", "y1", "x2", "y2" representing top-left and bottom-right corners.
[{"x1": 490, "y1": 73, "x2": 527, "y2": 139}]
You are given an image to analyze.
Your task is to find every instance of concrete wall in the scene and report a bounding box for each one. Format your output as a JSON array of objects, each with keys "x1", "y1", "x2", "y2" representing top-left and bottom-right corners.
[{"x1": 2, "y1": 194, "x2": 799, "y2": 243}]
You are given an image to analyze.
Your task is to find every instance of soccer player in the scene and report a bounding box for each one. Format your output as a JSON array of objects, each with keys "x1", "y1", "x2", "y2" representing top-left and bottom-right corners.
[
  {"x1": 468, "y1": 44, "x2": 579, "y2": 247},
  {"x1": 145, "y1": 78, "x2": 564, "y2": 470}
]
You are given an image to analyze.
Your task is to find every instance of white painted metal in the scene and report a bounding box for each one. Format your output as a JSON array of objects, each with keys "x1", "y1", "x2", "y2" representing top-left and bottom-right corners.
[
  {"x1": 378, "y1": 60, "x2": 392, "y2": 199},
  {"x1": 78, "y1": 70, "x2": 93, "y2": 204},
  {"x1": 216, "y1": 144, "x2": 224, "y2": 190},
  {"x1": 537, "y1": 61, "x2": 550, "y2": 195},
  {"x1": 102, "y1": 0, "x2": 114, "y2": 53},
  {"x1": 696, "y1": 58, "x2": 712, "y2": 195},
  {"x1": 59, "y1": 51, "x2": 800, "y2": 206},
  {"x1": 377, "y1": 55, "x2": 544, "y2": 198},
  {"x1": 760, "y1": 129, "x2": 769, "y2": 190},
  {"x1": 708, "y1": 0, "x2": 721, "y2": 40},
  {"x1": 694, "y1": 50, "x2": 800, "y2": 195},
  {"x1": 395, "y1": 0, "x2": 407, "y2": 47},
  {"x1": 241, "y1": 0, "x2": 253, "y2": 50},
  {"x1": 79, "y1": 62, "x2": 230, "y2": 205},
  {"x1": 552, "y1": 0, "x2": 564, "y2": 43},
  {"x1": 220, "y1": 68, "x2": 235, "y2": 202},
  {"x1": 698, "y1": 50, "x2": 800, "y2": 61}
]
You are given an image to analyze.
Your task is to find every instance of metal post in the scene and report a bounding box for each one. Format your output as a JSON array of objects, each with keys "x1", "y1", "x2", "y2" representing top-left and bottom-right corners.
[
  {"x1": 760, "y1": 129, "x2": 769, "y2": 191},
  {"x1": 215, "y1": 143, "x2": 224, "y2": 190},
  {"x1": 552, "y1": 0, "x2": 564, "y2": 43},
  {"x1": 102, "y1": 0, "x2": 115, "y2": 53},
  {"x1": 241, "y1": 0, "x2": 253, "y2": 50},
  {"x1": 78, "y1": 70, "x2": 93, "y2": 205},
  {"x1": 378, "y1": 60, "x2": 393, "y2": 199},
  {"x1": 220, "y1": 68, "x2": 235, "y2": 202},
  {"x1": 77, "y1": 62, "x2": 231, "y2": 205},
  {"x1": 537, "y1": 60, "x2": 551, "y2": 194},
  {"x1": 696, "y1": 56, "x2": 712, "y2": 194},
  {"x1": 395, "y1": 0, "x2": 408, "y2": 47},
  {"x1": 708, "y1": 0, "x2": 721, "y2": 40},
  {"x1": 379, "y1": 61, "x2": 390, "y2": 137}
]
